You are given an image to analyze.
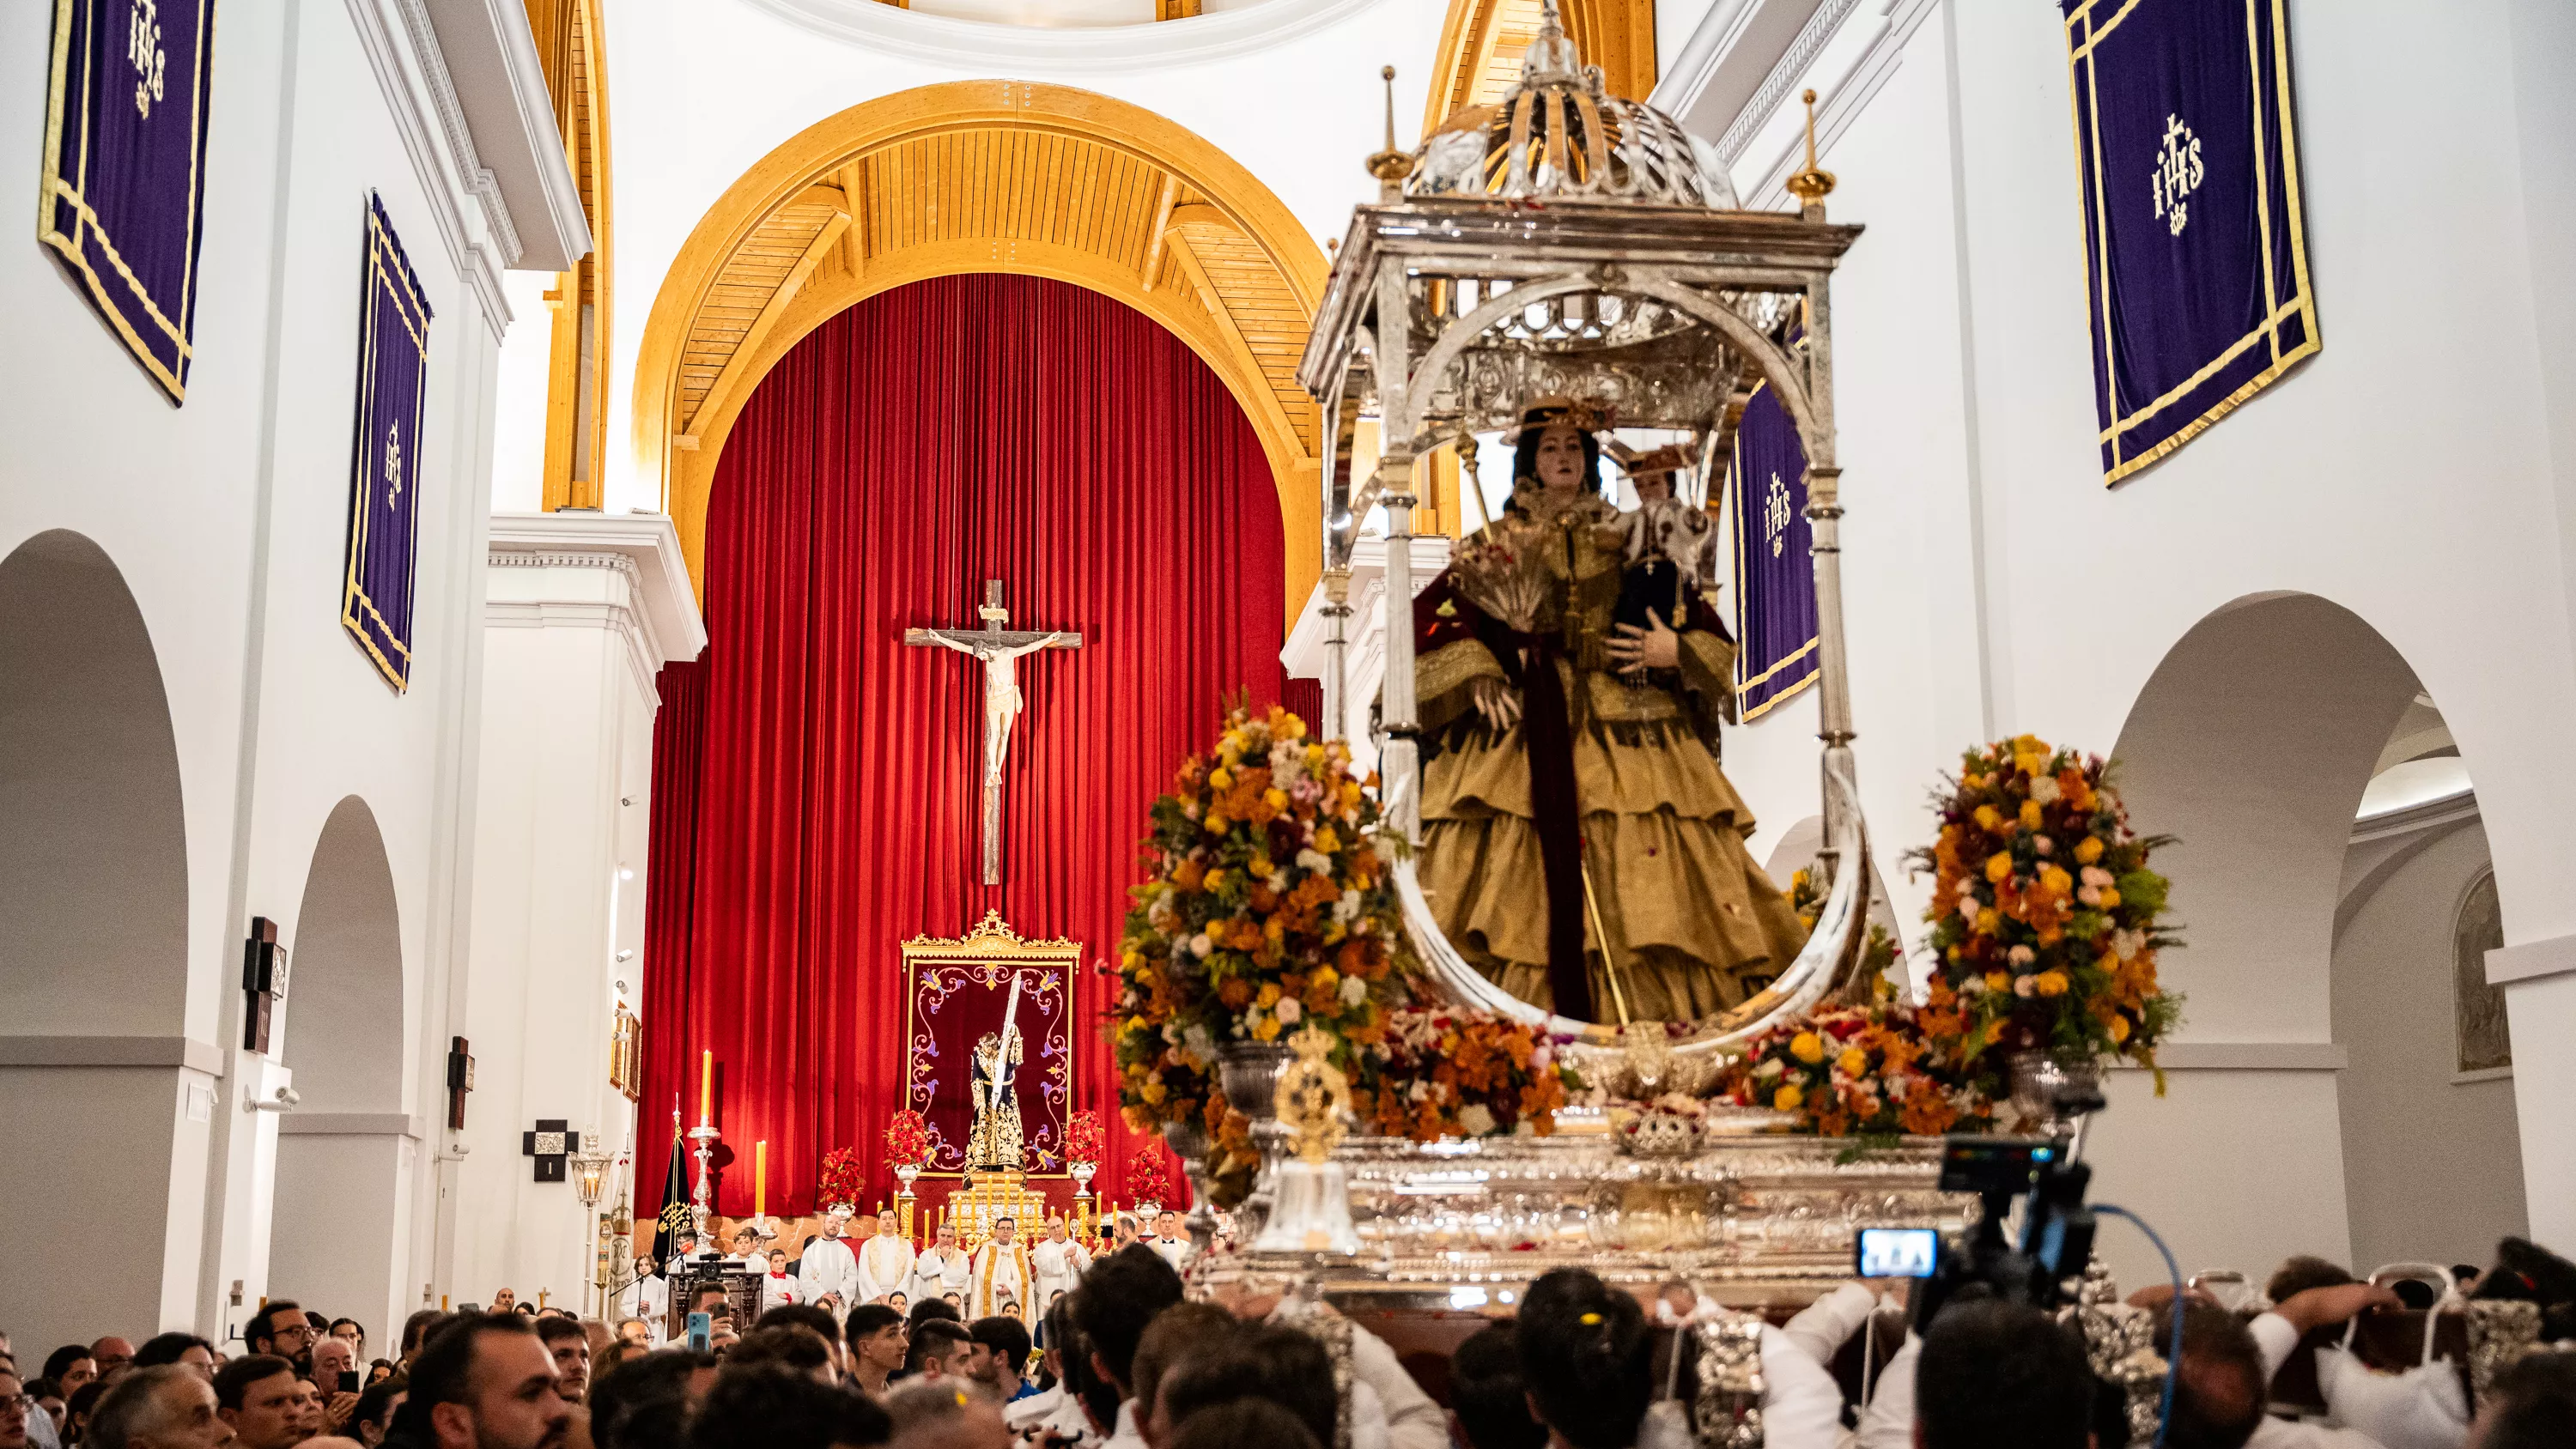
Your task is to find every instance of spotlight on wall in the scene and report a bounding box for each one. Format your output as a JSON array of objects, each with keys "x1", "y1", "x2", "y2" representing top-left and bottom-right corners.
[
  {"x1": 246, "y1": 1084, "x2": 301, "y2": 1114},
  {"x1": 615, "y1": 949, "x2": 635, "y2": 961}
]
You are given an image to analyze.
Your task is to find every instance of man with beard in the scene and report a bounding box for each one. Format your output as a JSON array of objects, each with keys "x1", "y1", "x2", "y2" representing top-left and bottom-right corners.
[
  {"x1": 212, "y1": 1358, "x2": 307, "y2": 1449},
  {"x1": 245, "y1": 1310, "x2": 315, "y2": 1380},
  {"x1": 380, "y1": 1314, "x2": 569, "y2": 1449}
]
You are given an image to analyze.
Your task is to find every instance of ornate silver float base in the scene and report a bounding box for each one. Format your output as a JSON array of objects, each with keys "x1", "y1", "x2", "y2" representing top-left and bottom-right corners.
[{"x1": 1200, "y1": 1122, "x2": 1969, "y2": 1312}]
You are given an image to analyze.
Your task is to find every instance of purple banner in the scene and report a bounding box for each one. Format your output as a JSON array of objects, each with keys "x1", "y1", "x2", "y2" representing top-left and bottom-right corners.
[
  {"x1": 40, "y1": 0, "x2": 218, "y2": 401},
  {"x1": 343, "y1": 194, "x2": 433, "y2": 692},
  {"x1": 2063, "y1": 0, "x2": 2318, "y2": 483},
  {"x1": 1729, "y1": 384, "x2": 1817, "y2": 721},
  {"x1": 903, "y1": 960, "x2": 1072, "y2": 1176}
]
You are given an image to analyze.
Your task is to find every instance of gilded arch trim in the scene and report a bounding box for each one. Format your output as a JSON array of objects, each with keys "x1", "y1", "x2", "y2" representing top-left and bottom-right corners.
[
  {"x1": 629, "y1": 81, "x2": 1328, "y2": 620},
  {"x1": 1423, "y1": 0, "x2": 1656, "y2": 134}
]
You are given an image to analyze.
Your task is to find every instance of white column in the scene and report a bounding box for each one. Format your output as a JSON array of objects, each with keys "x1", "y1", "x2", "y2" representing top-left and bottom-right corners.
[{"x1": 453, "y1": 512, "x2": 703, "y2": 1311}]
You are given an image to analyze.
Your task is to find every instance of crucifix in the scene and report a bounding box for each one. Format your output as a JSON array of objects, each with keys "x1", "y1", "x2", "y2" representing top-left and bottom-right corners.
[{"x1": 905, "y1": 580, "x2": 1084, "y2": 884}]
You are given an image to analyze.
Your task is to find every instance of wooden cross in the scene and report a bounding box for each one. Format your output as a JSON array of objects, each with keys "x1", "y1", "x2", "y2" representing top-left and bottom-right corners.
[{"x1": 904, "y1": 580, "x2": 1084, "y2": 884}]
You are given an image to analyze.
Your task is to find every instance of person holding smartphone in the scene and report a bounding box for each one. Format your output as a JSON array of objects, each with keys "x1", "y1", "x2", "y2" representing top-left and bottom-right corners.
[{"x1": 307, "y1": 1334, "x2": 361, "y2": 1432}]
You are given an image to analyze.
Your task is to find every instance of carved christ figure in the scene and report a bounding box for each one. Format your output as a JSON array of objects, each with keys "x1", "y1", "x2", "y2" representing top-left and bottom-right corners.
[{"x1": 905, "y1": 581, "x2": 1084, "y2": 883}]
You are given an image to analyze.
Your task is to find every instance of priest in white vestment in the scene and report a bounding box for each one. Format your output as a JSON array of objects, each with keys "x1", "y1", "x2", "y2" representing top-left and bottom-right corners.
[
  {"x1": 856, "y1": 1207, "x2": 916, "y2": 1305},
  {"x1": 799, "y1": 1207, "x2": 864, "y2": 1321},
  {"x1": 970, "y1": 1216, "x2": 1036, "y2": 1321},
  {"x1": 1030, "y1": 1216, "x2": 1091, "y2": 1312},
  {"x1": 909, "y1": 1220, "x2": 974, "y2": 1305}
]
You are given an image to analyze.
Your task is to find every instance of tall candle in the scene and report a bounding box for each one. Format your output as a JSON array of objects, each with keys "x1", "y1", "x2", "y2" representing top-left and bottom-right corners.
[
  {"x1": 755, "y1": 1140, "x2": 768, "y2": 1217},
  {"x1": 699, "y1": 1050, "x2": 713, "y2": 1124}
]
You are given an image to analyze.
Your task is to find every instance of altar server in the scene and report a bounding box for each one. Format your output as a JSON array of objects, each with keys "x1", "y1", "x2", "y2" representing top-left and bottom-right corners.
[
  {"x1": 761, "y1": 1248, "x2": 800, "y2": 1313},
  {"x1": 857, "y1": 1206, "x2": 916, "y2": 1305},
  {"x1": 631, "y1": 1256, "x2": 671, "y2": 1343},
  {"x1": 910, "y1": 1219, "x2": 974, "y2": 1305},
  {"x1": 1030, "y1": 1216, "x2": 1091, "y2": 1309},
  {"x1": 970, "y1": 1216, "x2": 1037, "y2": 1322},
  {"x1": 798, "y1": 1206, "x2": 864, "y2": 1320}
]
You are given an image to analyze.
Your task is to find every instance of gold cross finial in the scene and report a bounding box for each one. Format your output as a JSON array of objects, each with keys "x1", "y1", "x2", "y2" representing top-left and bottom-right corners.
[{"x1": 1786, "y1": 88, "x2": 1837, "y2": 216}]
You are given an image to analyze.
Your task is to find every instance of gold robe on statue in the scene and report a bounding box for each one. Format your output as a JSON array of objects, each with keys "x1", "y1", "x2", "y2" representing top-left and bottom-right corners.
[{"x1": 1413, "y1": 491, "x2": 1807, "y2": 1022}]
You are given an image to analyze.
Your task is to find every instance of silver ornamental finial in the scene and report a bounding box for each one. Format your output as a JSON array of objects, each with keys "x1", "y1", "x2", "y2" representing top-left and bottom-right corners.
[{"x1": 1523, "y1": 0, "x2": 1583, "y2": 82}]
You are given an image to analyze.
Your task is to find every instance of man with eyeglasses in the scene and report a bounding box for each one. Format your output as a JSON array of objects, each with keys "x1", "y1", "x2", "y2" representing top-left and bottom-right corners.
[
  {"x1": 89, "y1": 1340, "x2": 137, "y2": 1389},
  {"x1": 242, "y1": 1308, "x2": 313, "y2": 1379}
]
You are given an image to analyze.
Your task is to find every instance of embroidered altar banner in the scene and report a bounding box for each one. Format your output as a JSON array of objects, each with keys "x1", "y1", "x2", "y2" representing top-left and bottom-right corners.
[
  {"x1": 901, "y1": 914, "x2": 1077, "y2": 1177},
  {"x1": 343, "y1": 193, "x2": 434, "y2": 692},
  {"x1": 2063, "y1": 0, "x2": 2318, "y2": 483},
  {"x1": 41, "y1": 0, "x2": 218, "y2": 401},
  {"x1": 1730, "y1": 384, "x2": 1817, "y2": 721}
]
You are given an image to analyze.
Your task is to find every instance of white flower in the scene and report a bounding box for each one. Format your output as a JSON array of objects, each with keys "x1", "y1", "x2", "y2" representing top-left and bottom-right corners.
[
  {"x1": 1754, "y1": 1057, "x2": 1784, "y2": 1078},
  {"x1": 1333, "y1": 890, "x2": 1363, "y2": 923},
  {"x1": 2078, "y1": 886, "x2": 2103, "y2": 907},
  {"x1": 2081, "y1": 865, "x2": 2115, "y2": 889},
  {"x1": 2112, "y1": 929, "x2": 2146, "y2": 961},
  {"x1": 1340, "y1": 974, "x2": 1368, "y2": 1006},
  {"x1": 2032, "y1": 835, "x2": 2055, "y2": 857},
  {"x1": 1184, "y1": 1024, "x2": 1215, "y2": 1060},
  {"x1": 1296, "y1": 849, "x2": 1333, "y2": 875},
  {"x1": 1959, "y1": 974, "x2": 1985, "y2": 996},
  {"x1": 1188, "y1": 933, "x2": 1212, "y2": 959},
  {"x1": 1456, "y1": 1104, "x2": 1498, "y2": 1137},
  {"x1": 1269, "y1": 743, "x2": 1307, "y2": 787},
  {"x1": 2007, "y1": 944, "x2": 2034, "y2": 965},
  {"x1": 2029, "y1": 776, "x2": 2062, "y2": 804},
  {"x1": 1407, "y1": 1080, "x2": 1433, "y2": 1103},
  {"x1": 1277, "y1": 997, "x2": 1303, "y2": 1025},
  {"x1": 1162, "y1": 1022, "x2": 1182, "y2": 1045},
  {"x1": 2014, "y1": 974, "x2": 2038, "y2": 998}
]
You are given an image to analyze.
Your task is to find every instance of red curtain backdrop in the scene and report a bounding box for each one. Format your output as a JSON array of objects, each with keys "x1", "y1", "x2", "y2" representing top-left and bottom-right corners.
[{"x1": 639, "y1": 274, "x2": 1289, "y2": 1222}]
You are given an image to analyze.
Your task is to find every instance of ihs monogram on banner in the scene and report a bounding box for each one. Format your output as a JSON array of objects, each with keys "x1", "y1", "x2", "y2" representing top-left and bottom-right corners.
[
  {"x1": 2151, "y1": 112, "x2": 2205, "y2": 236},
  {"x1": 128, "y1": 0, "x2": 167, "y2": 118}
]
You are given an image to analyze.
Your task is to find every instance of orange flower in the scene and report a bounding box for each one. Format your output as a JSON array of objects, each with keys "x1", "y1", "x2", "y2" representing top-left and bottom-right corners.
[{"x1": 1218, "y1": 977, "x2": 1253, "y2": 1009}]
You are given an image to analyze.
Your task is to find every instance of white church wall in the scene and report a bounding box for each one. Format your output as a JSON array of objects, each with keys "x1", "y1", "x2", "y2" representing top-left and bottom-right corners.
[
  {"x1": 2332, "y1": 818, "x2": 2527, "y2": 1271},
  {"x1": 1665, "y1": 0, "x2": 2576, "y2": 1261},
  {"x1": 594, "y1": 0, "x2": 1452, "y2": 517},
  {"x1": 0, "y1": 0, "x2": 574, "y2": 1346},
  {"x1": 490, "y1": 270, "x2": 561, "y2": 513},
  {"x1": 459, "y1": 514, "x2": 702, "y2": 1313}
]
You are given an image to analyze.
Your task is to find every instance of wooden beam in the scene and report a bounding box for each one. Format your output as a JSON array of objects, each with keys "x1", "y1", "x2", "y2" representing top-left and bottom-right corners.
[
  {"x1": 837, "y1": 163, "x2": 868, "y2": 276},
  {"x1": 680, "y1": 212, "x2": 850, "y2": 442},
  {"x1": 1166, "y1": 227, "x2": 1285, "y2": 449},
  {"x1": 1139, "y1": 175, "x2": 1178, "y2": 290}
]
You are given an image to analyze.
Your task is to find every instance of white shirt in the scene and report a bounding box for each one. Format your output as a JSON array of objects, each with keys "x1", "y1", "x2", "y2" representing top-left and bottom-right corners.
[
  {"x1": 858, "y1": 1234, "x2": 917, "y2": 1305},
  {"x1": 912, "y1": 1244, "x2": 974, "y2": 1303},
  {"x1": 1033, "y1": 1237, "x2": 1091, "y2": 1299},
  {"x1": 1753, "y1": 1322, "x2": 1850, "y2": 1449},
  {"x1": 1004, "y1": 1384, "x2": 1065, "y2": 1434},
  {"x1": 1105, "y1": 1397, "x2": 1148, "y2": 1449},
  {"x1": 2246, "y1": 1313, "x2": 2399, "y2": 1449},
  {"x1": 1346, "y1": 1321, "x2": 1447, "y2": 1449},
  {"x1": 1780, "y1": 1281, "x2": 1884, "y2": 1367},
  {"x1": 1856, "y1": 1334, "x2": 1918, "y2": 1449},
  {"x1": 762, "y1": 1271, "x2": 799, "y2": 1313},
  {"x1": 799, "y1": 1234, "x2": 863, "y2": 1316},
  {"x1": 1148, "y1": 1236, "x2": 1190, "y2": 1272}
]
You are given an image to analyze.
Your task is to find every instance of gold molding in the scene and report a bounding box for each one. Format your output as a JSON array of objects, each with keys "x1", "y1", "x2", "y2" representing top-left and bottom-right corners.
[
  {"x1": 1425, "y1": 0, "x2": 1656, "y2": 134},
  {"x1": 629, "y1": 81, "x2": 1328, "y2": 622},
  {"x1": 900, "y1": 908, "x2": 1084, "y2": 961},
  {"x1": 538, "y1": 0, "x2": 611, "y2": 512}
]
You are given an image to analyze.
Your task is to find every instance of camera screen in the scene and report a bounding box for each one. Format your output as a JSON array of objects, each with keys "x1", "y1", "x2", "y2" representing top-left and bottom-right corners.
[{"x1": 1855, "y1": 1227, "x2": 1940, "y2": 1278}]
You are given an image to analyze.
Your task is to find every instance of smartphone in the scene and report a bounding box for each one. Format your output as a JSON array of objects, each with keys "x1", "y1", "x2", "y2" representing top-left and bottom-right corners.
[
  {"x1": 338, "y1": 1370, "x2": 361, "y2": 1394},
  {"x1": 1854, "y1": 1226, "x2": 1941, "y2": 1278},
  {"x1": 685, "y1": 1312, "x2": 712, "y2": 1353}
]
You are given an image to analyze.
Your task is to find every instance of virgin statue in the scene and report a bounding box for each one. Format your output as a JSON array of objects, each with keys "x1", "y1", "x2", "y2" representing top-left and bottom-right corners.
[{"x1": 1412, "y1": 401, "x2": 1807, "y2": 1022}]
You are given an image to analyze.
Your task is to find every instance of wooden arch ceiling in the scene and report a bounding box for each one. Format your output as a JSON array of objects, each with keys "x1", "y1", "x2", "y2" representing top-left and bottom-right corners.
[
  {"x1": 524, "y1": 0, "x2": 612, "y2": 511},
  {"x1": 1424, "y1": 0, "x2": 1658, "y2": 132},
  {"x1": 633, "y1": 83, "x2": 1329, "y2": 621}
]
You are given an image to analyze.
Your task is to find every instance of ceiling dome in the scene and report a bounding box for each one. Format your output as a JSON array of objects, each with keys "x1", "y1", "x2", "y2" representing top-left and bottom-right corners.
[{"x1": 1407, "y1": 0, "x2": 1738, "y2": 208}]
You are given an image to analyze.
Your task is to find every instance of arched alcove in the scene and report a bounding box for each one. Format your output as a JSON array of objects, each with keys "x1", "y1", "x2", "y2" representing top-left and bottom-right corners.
[
  {"x1": 270, "y1": 796, "x2": 411, "y2": 1339},
  {"x1": 2098, "y1": 592, "x2": 2525, "y2": 1281},
  {"x1": 0, "y1": 529, "x2": 192, "y2": 1348}
]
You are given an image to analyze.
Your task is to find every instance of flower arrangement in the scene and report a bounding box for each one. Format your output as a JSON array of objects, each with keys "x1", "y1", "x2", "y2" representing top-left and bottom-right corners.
[
  {"x1": 1126, "y1": 1144, "x2": 1171, "y2": 1210},
  {"x1": 1910, "y1": 736, "x2": 2180, "y2": 1092},
  {"x1": 1349, "y1": 1006, "x2": 1572, "y2": 1143},
  {"x1": 883, "y1": 1110, "x2": 931, "y2": 1167},
  {"x1": 1066, "y1": 1109, "x2": 1104, "y2": 1165},
  {"x1": 817, "y1": 1147, "x2": 866, "y2": 1211},
  {"x1": 1115, "y1": 706, "x2": 1406, "y2": 1200},
  {"x1": 1446, "y1": 529, "x2": 1550, "y2": 633},
  {"x1": 1722, "y1": 1004, "x2": 1996, "y2": 1139}
]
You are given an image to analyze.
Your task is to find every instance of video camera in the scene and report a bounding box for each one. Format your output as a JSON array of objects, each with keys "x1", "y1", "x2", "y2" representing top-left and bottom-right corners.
[{"x1": 1852, "y1": 1056, "x2": 2109, "y2": 1331}]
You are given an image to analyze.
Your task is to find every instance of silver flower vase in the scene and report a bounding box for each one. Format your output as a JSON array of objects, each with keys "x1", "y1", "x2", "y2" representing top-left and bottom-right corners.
[
  {"x1": 1161, "y1": 1119, "x2": 1218, "y2": 1262},
  {"x1": 1218, "y1": 1041, "x2": 1297, "y2": 1238}
]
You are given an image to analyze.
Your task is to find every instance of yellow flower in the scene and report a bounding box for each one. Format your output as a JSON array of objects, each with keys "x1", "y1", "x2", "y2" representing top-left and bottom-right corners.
[
  {"x1": 2019, "y1": 800, "x2": 2044, "y2": 831},
  {"x1": 1985, "y1": 852, "x2": 2014, "y2": 883},
  {"x1": 1121, "y1": 949, "x2": 1144, "y2": 972},
  {"x1": 1773, "y1": 1084, "x2": 1804, "y2": 1112},
  {"x1": 1209, "y1": 767, "x2": 1234, "y2": 789},
  {"x1": 1836, "y1": 1047, "x2": 1868, "y2": 1078},
  {"x1": 1972, "y1": 805, "x2": 2002, "y2": 832},
  {"x1": 1255, "y1": 983, "x2": 1282, "y2": 1009},
  {"x1": 1252, "y1": 1016, "x2": 1283, "y2": 1042},
  {"x1": 1790, "y1": 1032, "x2": 1825, "y2": 1064},
  {"x1": 1246, "y1": 854, "x2": 1276, "y2": 879},
  {"x1": 1313, "y1": 826, "x2": 1340, "y2": 854},
  {"x1": 1204, "y1": 869, "x2": 1226, "y2": 893},
  {"x1": 1205, "y1": 813, "x2": 1230, "y2": 835},
  {"x1": 1984, "y1": 971, "x2": 2009, "y2": 993},
  {"x1": 2038, "y1": 864, "x2": 2073, "y2": 895},
  {"x1": 2014, "y1": 733, "x2": 2047, "y2": 755},
  {"x1": 2097, "y1": 888, "x2": 2121, "y2": 909},
  {"x1": 1140, "y1": 1080, "x2": 1169, "y2": 1104},
  {"x1": 1263, "y1": 787, "x2": 1289, "y2": 811},
  {"x1": 2074, "y1": 836, "x2": 2105, "y2": 864},
  {"x1": 2107, "y1": 1015, "x2": 2132, "y2": 1043},
  {"x1": 2033, "y1": 970, "x2": 2070, "y2": 997}
]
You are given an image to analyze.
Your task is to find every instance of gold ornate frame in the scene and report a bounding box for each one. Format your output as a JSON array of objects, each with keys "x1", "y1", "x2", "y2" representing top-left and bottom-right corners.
[{"x1": 898, "y1": 910, "x2": 1084, "y2": 1179}]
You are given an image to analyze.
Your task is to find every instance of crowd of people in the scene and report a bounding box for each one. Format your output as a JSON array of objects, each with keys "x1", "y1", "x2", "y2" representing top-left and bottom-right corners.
[{"x1": 6, "y1": 1233, "x2": 2572, "y2": 1449}]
